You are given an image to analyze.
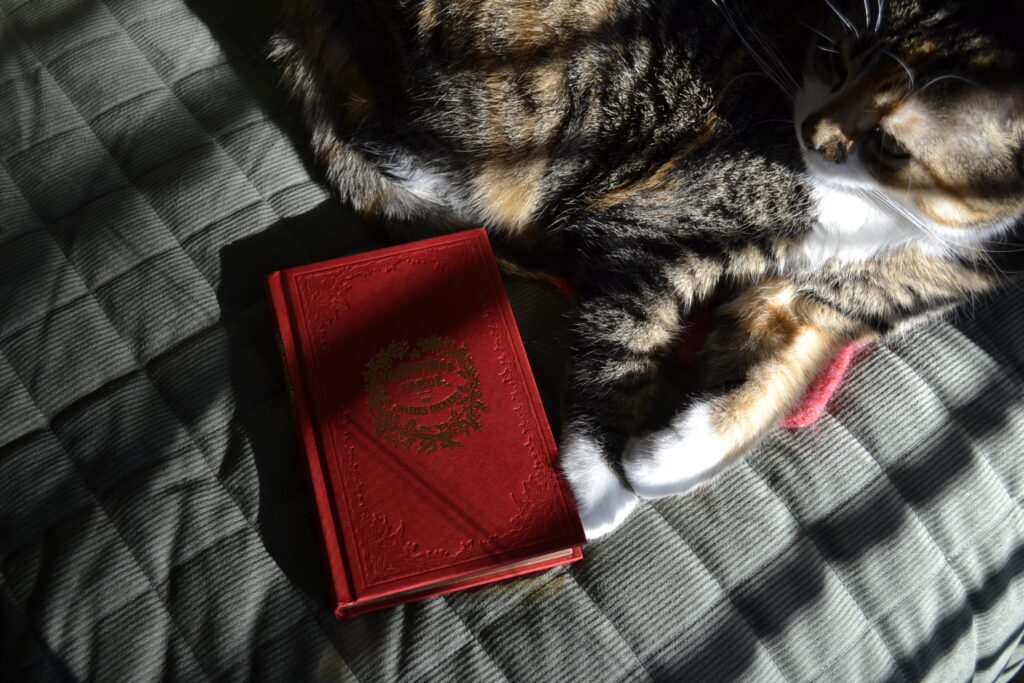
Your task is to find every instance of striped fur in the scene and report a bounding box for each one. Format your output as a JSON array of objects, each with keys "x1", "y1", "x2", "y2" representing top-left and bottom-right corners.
[{"x1": 274, "y1": 0, "x2": 1024, "y2": 538}]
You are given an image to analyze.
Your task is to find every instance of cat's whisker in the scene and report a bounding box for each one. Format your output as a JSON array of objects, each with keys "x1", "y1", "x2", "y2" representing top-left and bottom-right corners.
[
  {"x1": 735, "y1": 4, "x2": 801, "y2": 85},
  {"x1": 879, "y1": 172, "x2": 1017, "y2": 268},
  {"x1": 882, "y1": 50, "x2": 915, "y2": 93},
  {"x1": 863, "y1": 188, "x2": 942, "y2": 240},
  {"x1": 866, "y1": 189, "x2": 1006, "y2": 264},
  {"x1": 719, "y1": 71, "x2": 776, "y2": 97},
  {"x1": 824, "y1": 0, "x2": 861, "y2": 39},
  {"x1": 862, "y1": 0, "x2": 873, "y2": 34},
  {"x1": 984, "y1": 235, "x2": 1024, "y2": 254},
  {"x1": 875, "y1": 0, "x2": 887, "y2": 34},
  {"x1": 868, "y1": 192, "x2": 933, "y2": 239},
  {"x1": 737, "y1": 117, "x2": 796, "y2": 135},
  {"x1": 817, "y1": 45, "x2": 840, "y2": 54},
  {"x1": 711, "y1": 0, "x2": 797, "y2": 100},
  {"x1": 727, "y1": 2, "x2": 802, "y2": 94},
  {"x1": 800, "y1": 21, "x2": 839, "y2": 47},
  {"x1": 914, "y1": 74, "x2": 985, "y2": 96}
]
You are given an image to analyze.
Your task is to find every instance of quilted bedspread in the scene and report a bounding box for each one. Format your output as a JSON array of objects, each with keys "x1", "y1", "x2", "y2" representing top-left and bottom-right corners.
[{"x1": 3, "y1": 1, "x2": 1024, "y2": 681}]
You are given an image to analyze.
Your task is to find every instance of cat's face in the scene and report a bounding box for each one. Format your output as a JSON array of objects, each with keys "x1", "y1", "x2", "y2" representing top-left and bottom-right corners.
[{"x1": 795, "y1": 0, "x2": 1024, "y2": 233}]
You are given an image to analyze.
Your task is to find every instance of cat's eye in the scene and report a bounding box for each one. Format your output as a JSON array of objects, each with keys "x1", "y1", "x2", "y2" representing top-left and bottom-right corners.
[
  {"x1": 880, "y1": 132, "x2": 911, "y2": 160},
  {"x1": 867, "y1": 126, "x2": 911, "y2": 162}
]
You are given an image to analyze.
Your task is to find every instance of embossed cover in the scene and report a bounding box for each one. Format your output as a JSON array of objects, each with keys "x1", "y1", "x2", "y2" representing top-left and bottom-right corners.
[{"x1": 266, "y1": 229, "x2": 585, "y2": 618}]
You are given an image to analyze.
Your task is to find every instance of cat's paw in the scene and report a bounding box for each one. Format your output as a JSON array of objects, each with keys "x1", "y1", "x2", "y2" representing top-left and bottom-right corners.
[
  {"x1": 623, "y1": 401, "x2": 731, "y2": 499},
  {"x1": 559, "y1": 431, "x2": 638, "y2": 540}
]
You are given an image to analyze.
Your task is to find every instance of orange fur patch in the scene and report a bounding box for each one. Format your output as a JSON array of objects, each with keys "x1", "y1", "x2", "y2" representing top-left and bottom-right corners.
[
  {"x1": 590, "y1": 112, "x2": 720, "y2": 211},
  {"x1": 907, "y1": 40, "x2": 941, "y2": 60},
  {"x1": 474, "y1": 157, "x2": 547, "y2": 232},
  {"x1": 447, "y1": 0, "x2": 617, "y2": 55},
  {"x1": 732, "y1": 284, "x2": 801, "y2": 353},
  {"x1": 913, "y1": 194, "x2": 1004, "y2": 227},
  {"x1": 708, "y1": 282, "x2": 867, "y2": 450},
  {"x1": 910, "y1": 161, "x2": 1008, "y2": 227},
  {"x1": 710, "y1": 324, "x2": 841, "y2": 448}
]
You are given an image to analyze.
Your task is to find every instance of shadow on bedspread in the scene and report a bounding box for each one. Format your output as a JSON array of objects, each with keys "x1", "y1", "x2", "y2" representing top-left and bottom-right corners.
[
  {"x1": 126, "y1": 0, "x2": 1024, "y2": 680},
  {"x1": 190, "y1": 2, "x2": 1024, "y2": 679},
  {"x1": 3, "y1": 0, "x2": 1024, "y2": 680}
]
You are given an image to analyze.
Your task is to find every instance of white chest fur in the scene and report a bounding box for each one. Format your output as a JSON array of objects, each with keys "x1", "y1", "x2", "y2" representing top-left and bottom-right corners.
[{"x1": 791, "y1": 181, "x2": 941, "y2": 269}]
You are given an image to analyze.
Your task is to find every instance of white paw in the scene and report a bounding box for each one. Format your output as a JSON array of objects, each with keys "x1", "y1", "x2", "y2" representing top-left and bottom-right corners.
[
  {"x1": 559, "y1": 431, "x2": 638, "y2": 540},
  {"x1": 623, "y1": 401, "x2": 731, "y2": 499}
]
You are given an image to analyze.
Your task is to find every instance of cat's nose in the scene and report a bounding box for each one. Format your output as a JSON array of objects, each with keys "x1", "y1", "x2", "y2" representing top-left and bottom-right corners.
[{"x1": 801, "y1": 114, "x2": 851, "y2": 164}]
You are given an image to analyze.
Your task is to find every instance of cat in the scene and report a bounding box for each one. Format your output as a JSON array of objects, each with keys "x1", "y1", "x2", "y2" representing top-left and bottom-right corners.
[{"x1": 272, "y1": 0, "x2": 1024, "y2": 539}]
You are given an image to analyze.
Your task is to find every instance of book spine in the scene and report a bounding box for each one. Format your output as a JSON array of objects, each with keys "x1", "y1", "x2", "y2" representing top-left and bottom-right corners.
[
  {"x1": 336, "y1": 547, "x2": 583, "y2": 619},
  {"x1": 266, "y1": 271, "x2": 357, "y2": 609}
]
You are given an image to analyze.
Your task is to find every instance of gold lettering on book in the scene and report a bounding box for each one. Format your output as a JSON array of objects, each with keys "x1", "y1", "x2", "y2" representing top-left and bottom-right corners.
[{"x1": 363, "y1": 336, "x2": 487, "y2": 453}]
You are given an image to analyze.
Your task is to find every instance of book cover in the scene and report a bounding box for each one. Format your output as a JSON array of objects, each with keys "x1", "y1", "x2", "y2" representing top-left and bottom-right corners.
[{"x1": 266, "y1": 228, "x2": 586, "y2": 619}]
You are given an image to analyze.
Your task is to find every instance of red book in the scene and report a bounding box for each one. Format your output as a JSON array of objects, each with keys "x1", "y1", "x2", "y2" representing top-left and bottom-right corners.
[{"x1": 266, "y1": 228, "x2": 586, "y2": 619}]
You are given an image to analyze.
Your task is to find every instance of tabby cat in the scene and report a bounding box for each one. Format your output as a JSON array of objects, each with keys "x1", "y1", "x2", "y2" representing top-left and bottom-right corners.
[{"x1": 272, "y1": 0, "x2": 1024, "y2": 538}]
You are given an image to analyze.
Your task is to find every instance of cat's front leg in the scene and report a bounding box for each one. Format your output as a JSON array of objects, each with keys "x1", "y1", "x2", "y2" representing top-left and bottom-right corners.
[
  {"x1": 559, "y1": 275, "x2": 684, "y2": 539},
  {"x1": 624, "y1": 279, "x2": 875, "y2": 499}
]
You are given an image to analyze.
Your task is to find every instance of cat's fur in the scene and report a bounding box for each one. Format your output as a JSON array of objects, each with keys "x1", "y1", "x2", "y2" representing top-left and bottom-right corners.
[{"x1": 273, "y1": 0, "x2": 1024, "y2": 538}]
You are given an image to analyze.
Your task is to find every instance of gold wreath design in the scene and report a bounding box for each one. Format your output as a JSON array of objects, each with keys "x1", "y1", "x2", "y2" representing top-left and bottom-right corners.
[{"x1": 363, "y1": 336, "x2": 487, "y2": 453}]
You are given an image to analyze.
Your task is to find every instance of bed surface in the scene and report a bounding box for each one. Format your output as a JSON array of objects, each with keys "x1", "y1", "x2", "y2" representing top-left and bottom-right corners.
[{"x1": 2, "y1": 1, "x2": 1024, "y2": 681}]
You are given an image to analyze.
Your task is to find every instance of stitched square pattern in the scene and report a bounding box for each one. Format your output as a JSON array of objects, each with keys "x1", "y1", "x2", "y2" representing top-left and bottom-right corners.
[{"x1": 2, "y1": 0, "x2": 1024, "y2": 681}]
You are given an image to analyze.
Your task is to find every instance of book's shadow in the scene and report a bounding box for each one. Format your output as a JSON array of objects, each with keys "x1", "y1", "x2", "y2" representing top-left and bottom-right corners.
[{"x1": 217, "y1": 201, "x2": 381, "y2": 606}]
